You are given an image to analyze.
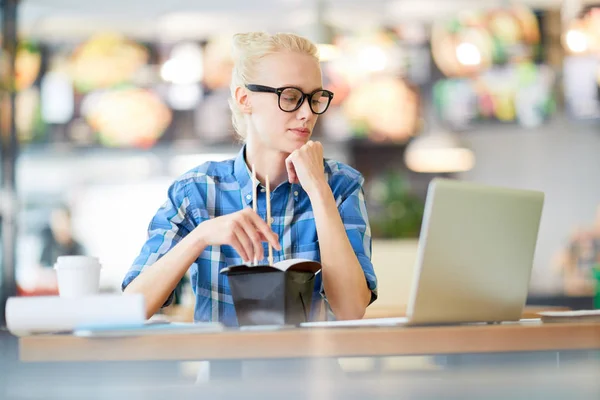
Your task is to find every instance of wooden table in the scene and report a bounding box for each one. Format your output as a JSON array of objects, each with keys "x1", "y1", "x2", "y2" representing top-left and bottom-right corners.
[{"x1": 19, "y1": 321, "x2": 600, "y2": 363}]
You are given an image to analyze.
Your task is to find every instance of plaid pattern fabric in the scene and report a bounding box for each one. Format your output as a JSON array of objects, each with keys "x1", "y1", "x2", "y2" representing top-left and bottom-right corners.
[{"x1": 122, "y1": 145, "x2": 378, "y2": 326}]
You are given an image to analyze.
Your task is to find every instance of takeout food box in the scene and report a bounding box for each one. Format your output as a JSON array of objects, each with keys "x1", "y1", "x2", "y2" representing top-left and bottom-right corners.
[{"x1": 220, "y1": 259, "x2": 322, "y2": 326}]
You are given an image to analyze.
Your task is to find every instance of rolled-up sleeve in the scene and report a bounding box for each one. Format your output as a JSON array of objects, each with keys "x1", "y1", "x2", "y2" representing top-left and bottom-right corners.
[
  {"x1": 121, "y1": 180, "x2": 197, "y2": 307},
  {"x1": 337, "y1": 176, "x2": 378, "y2": 305}
]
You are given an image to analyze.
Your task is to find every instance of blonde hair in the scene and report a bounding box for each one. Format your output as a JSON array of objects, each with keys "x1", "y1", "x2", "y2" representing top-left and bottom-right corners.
[{"x1": 228, "y1": 32, "x2": 320, "y2": 139}]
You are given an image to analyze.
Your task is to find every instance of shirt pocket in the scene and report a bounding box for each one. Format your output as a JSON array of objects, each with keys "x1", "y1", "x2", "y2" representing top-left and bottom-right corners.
[{"x1": 290, "y1": 241, "x2": 321, "y2": 262}]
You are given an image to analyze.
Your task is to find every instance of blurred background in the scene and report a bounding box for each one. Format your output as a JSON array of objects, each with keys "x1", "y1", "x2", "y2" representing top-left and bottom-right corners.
[{"x1": 1, "y1": 0, "x2": 599, "y2": 319}]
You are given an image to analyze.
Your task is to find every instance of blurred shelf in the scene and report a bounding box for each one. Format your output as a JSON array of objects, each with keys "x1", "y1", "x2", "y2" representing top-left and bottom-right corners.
[
  {"x1": 14, "y1": 137, "x2": 355, "y2": 195},
  {"x1": 345, "y1": 136, "x2": 411, "y2": 149},
  {"x1": 15, "y1": 134, "x2": 431, "y2": 160},
  {"x1": 17, "y1": 135, "x2": 362, "y2": 157},
  {"x1": 18, "y1": 139, "x2": 242, "y2": 159}
]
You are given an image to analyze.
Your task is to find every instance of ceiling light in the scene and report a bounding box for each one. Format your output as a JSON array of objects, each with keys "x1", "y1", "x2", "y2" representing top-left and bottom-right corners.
[
  {"x1": 456, "y1": 42, "x2": 482, "y2": 66},
  {"x1": 565, "y1": 29, "x2": 588, "y2": 53}
]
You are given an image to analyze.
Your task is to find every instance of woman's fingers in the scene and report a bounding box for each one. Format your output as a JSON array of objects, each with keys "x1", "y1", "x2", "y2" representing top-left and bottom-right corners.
[
  {"x1": 230, "y1": 233, "x2": 250, "y2": 263},
  {"x1": 238, "y1": 214, "x2": 265, "y2": 262},
  {"x1": 233, "y1": 219, "x2": 255, "y2": 263},
  {"x1": 247, "y1": 211, "x2": 281, "y2": 251},
  {"x1": 228, "y1": 208, "x2": 281, "y2": 263},
  {"x1": 285, "y1": 155, "x2": 298, "y2": 184}
]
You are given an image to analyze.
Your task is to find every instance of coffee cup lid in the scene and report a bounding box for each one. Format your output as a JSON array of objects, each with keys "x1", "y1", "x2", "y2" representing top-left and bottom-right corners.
[{"x1": 54, "y1": 256, "x2": 101, "y2": 269}]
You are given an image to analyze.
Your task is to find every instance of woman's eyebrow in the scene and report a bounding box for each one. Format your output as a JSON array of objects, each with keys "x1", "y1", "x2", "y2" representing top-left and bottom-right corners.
[{"x1": 280, "y1": 84, "x2": 324, "y2": 92}]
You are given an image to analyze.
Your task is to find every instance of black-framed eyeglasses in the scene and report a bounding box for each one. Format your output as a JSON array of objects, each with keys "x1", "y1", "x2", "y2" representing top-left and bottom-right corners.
[{"x1": 245, "y1": 84, "x2": 334, "y2": 115}]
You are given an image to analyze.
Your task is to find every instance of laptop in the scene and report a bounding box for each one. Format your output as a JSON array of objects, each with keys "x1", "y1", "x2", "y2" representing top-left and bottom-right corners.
[{"x1": 301, "y1": 178, "x2": 545, "y2": 328}]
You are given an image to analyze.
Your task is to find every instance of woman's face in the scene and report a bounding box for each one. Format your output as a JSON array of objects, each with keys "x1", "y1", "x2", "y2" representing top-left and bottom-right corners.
[{"x1": 245, "y1": 51, "x2": 323, "y2": 154}]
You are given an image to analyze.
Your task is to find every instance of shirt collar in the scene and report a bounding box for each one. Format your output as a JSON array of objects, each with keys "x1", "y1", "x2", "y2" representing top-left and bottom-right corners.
[
  {"x1": 234, "y1": 144, "x2": 311, "y2": 205},
  {"x1": 233, "y1": 145, "x2": 255, "y2": 206}
]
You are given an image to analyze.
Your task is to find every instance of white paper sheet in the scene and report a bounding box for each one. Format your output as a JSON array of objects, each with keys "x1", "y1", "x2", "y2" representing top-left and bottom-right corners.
[
  {"x1": 73, "y1": 321, "x2": 225, "y2": 337},
  {"x1": 538, "y1": 310, "x2": 600, "y2": 318},
  {"x1": 5, "y1": 294, "x2": 146, "y2": 336}
]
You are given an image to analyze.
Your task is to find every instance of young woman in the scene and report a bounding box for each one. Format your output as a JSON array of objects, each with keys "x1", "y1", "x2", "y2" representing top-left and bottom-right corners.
[{"x1": 122, "y1": 32, "x2": 378, "y2": 326}]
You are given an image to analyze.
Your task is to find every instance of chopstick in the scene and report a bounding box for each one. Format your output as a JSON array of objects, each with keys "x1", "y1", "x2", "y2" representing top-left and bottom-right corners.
[
  {"x1": 251, "y1": 164, "x2": 273, "y2": 266},
  {"x1": 266, "y1": 175, "x2": 273, "y2": 266},
  {"x1": 252, "y1": 164, "x2": 258, "y2": 265}
]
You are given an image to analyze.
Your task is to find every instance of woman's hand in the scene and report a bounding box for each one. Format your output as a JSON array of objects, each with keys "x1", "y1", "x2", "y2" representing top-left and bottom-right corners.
[
  {"x1": 285, "y1": 140, "x2": 327, "y2": 195},
  {"x1": 194, "y1": 208, "x2": 281, "y2": 263}
]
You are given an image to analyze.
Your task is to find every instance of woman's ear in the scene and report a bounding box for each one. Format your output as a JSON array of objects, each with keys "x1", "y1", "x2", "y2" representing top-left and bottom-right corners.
[{"x1": 234, "y1": 86, "x2": 252, "y2": 114}]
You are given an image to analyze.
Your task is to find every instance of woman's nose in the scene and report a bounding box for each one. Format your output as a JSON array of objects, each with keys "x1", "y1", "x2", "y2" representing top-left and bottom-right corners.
[{"x1": 296, "y1": 97, "x2": 312, "y2": 119}]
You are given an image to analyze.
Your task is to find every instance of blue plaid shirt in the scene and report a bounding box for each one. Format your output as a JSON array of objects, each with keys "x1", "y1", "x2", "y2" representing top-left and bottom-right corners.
[{"x1": 122, "y1": 145, "x2": 378, "y2": 326}]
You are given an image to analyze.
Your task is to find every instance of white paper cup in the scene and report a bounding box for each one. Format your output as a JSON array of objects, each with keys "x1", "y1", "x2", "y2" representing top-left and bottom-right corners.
[{"x1": 54, "y1": 256, "x2": 102, "y2": 298}]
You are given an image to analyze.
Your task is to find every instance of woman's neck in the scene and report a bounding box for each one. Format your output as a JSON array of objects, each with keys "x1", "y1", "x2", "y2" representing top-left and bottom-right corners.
[{"x1": 244, "y1": 138, "x2": 289, "y2": 188}]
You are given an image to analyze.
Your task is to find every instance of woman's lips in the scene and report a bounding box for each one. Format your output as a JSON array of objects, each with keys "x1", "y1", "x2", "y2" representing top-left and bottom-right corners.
[{"x1": 289, "y1": 128, "x2": 310, "y2": 138}]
